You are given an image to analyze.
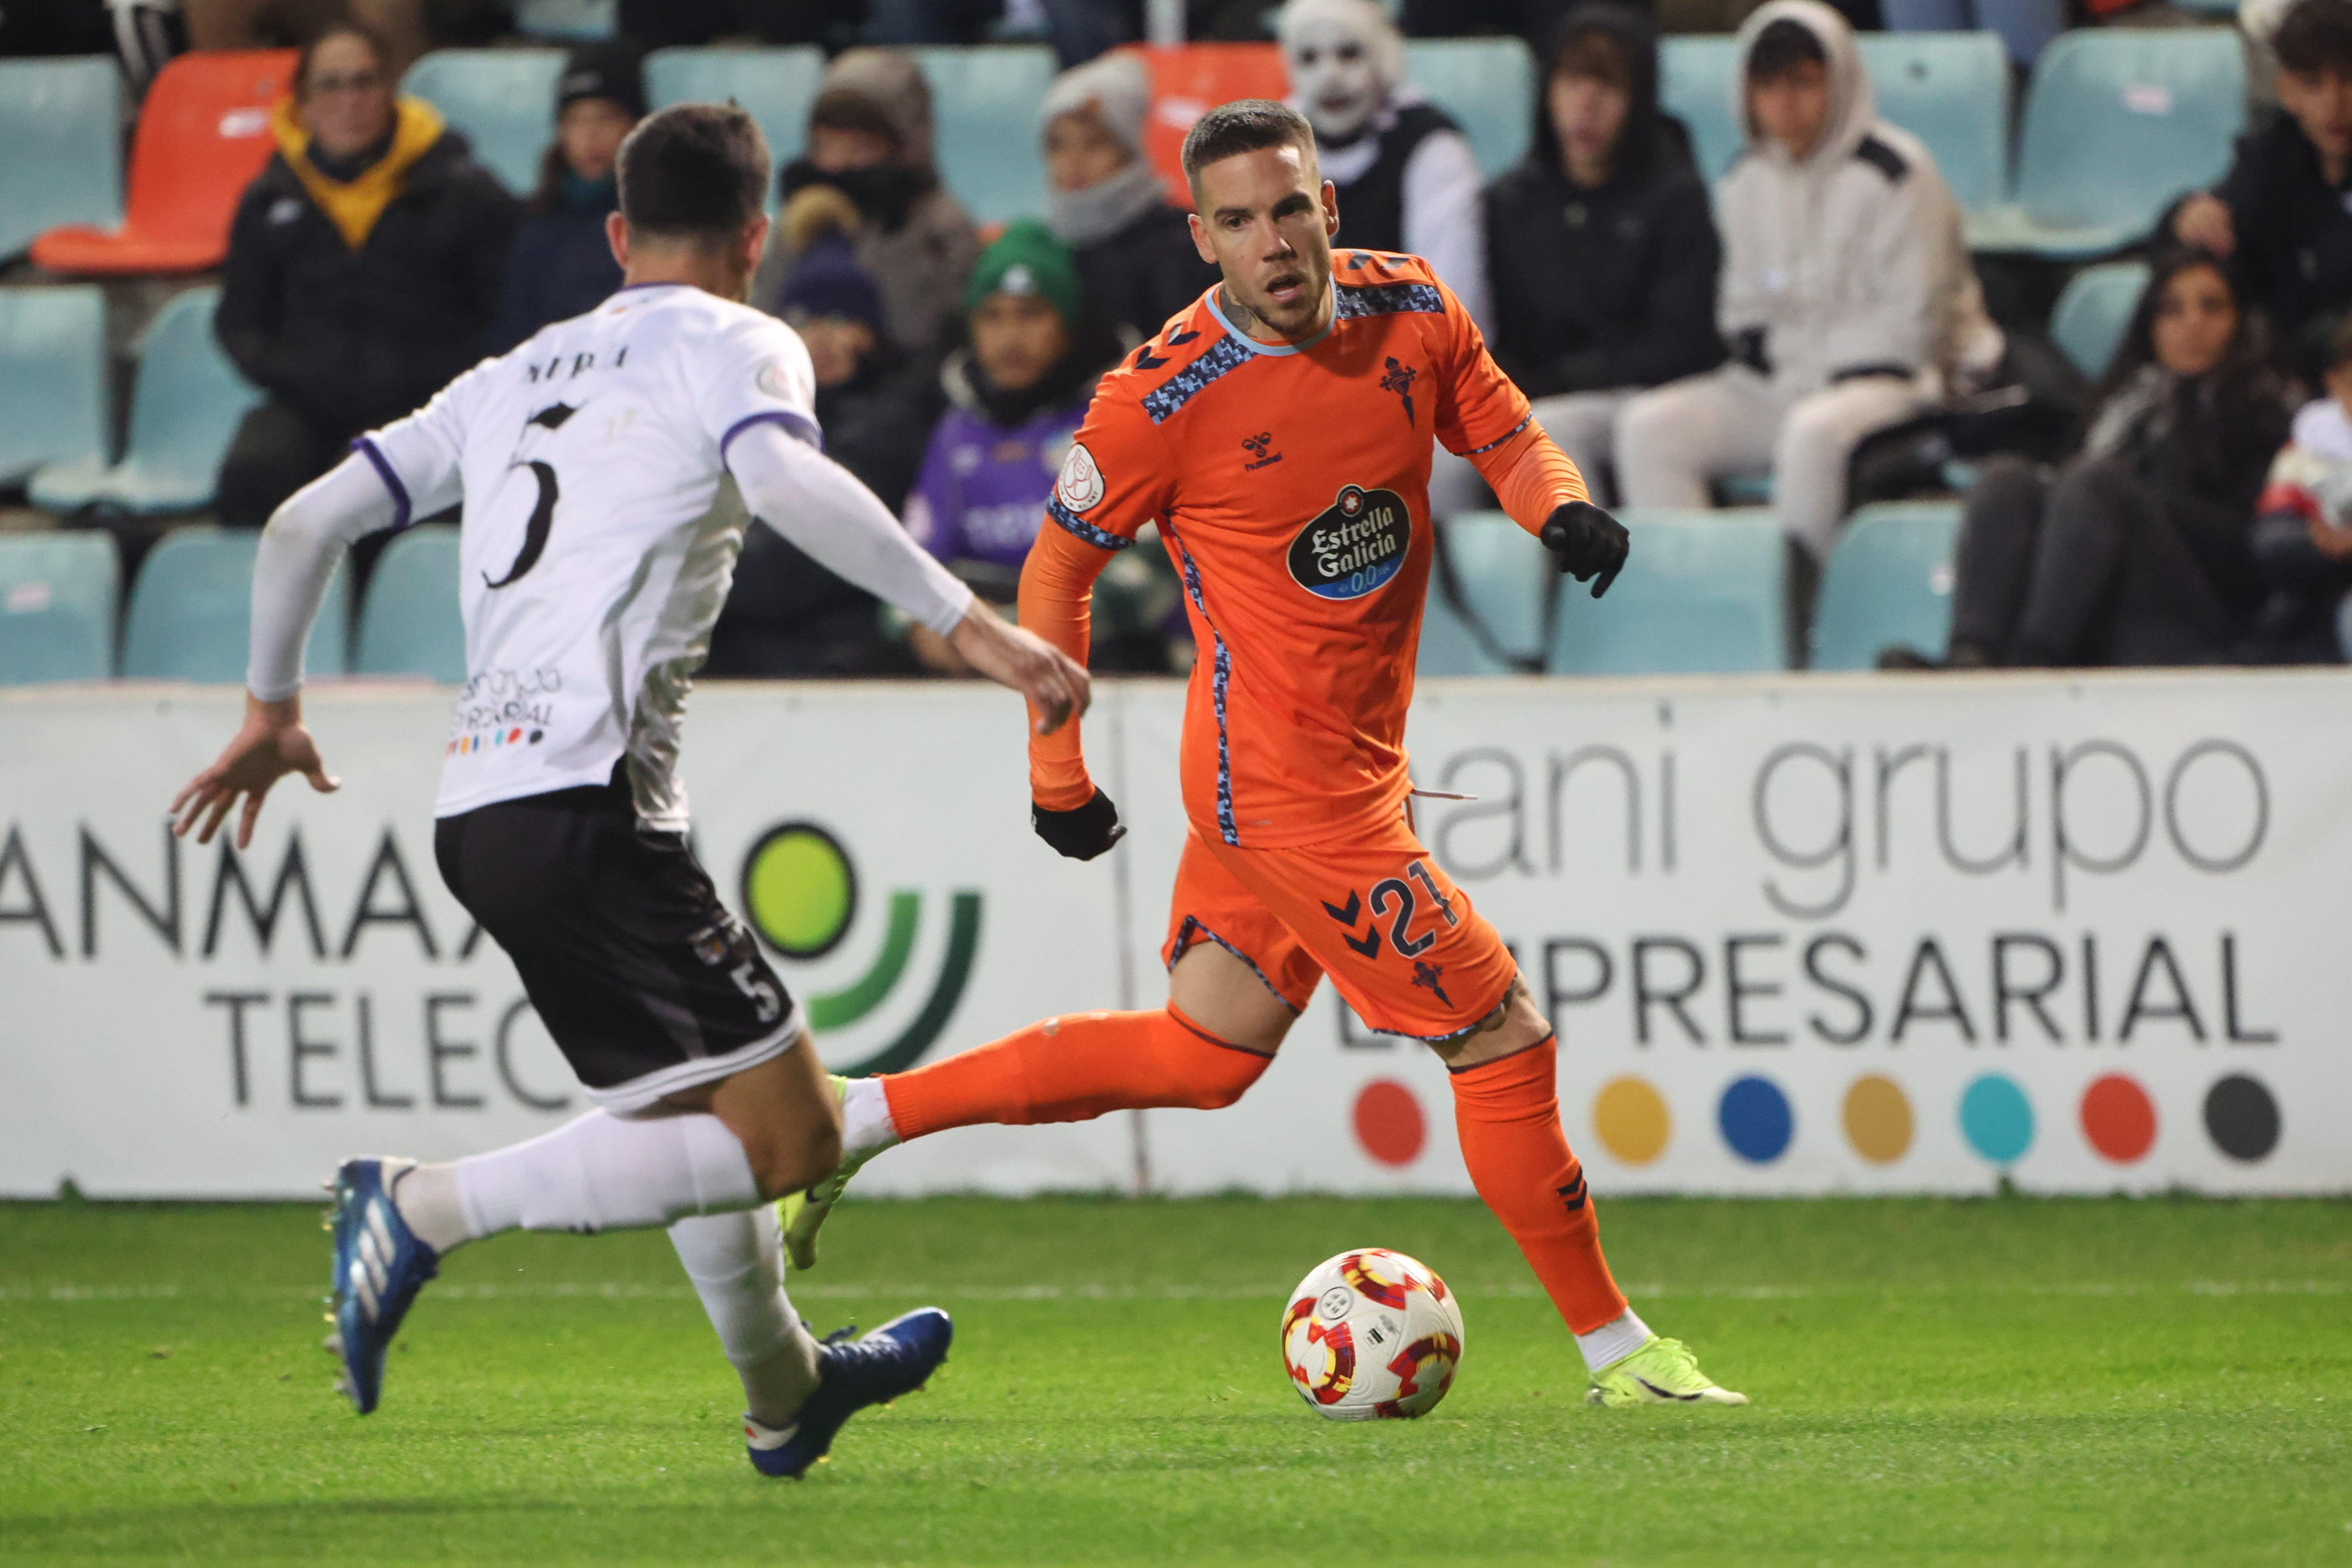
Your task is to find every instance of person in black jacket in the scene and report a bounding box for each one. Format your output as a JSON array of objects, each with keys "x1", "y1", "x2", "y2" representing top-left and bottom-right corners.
[
  {"x1": 486, "y1": 42, "x2": 643, "y2": 354},
  {"x1": 213, "y1": 24, "x2": 518, "y2": 528},
  {"x1": 1487, "y1": 3, "x2": 1724, "y2": 502},
  {"x1": 2170, "y1": 0, "x2": 2352, "y2": 383}
]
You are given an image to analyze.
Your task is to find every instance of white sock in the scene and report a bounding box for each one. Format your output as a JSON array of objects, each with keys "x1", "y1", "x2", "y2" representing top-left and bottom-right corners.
[
  {"x1": 841, "y1": 1077, "x2": 901, "y2": 1159},
  {"x1": 451, "y1": 1109, "x2": 760, "y2": 1238},
  {"x1": 389, "y1": 1160, "x2": 474, "y2": 1254},
  {"x1": 1575, "y1": 1308, "x2": 1653, "y2": 1373},
  {"x1": 669, "y1": 1207, "x2": 823, "y2": 1427}
]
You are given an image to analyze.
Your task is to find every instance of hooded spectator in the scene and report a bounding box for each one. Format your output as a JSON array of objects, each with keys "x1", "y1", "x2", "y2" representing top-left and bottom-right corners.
[
  {"x1": 1039, "y1": 51, "x2": 1220, "y2": 368},
  {"x1": 753, "y1": 47, "x2": 981, "y2": 359},
  {"x1": 2247, "y1": 315, "x2": 2352, "y2": 660},
  {"x1": 1613, "y1": 1, "x2": 2003, "y2": 561},
  {"x1": 486, "y1": 41, "x2": 643, "y2": 353},
  {"x1": 214, "y1": 22, "x2": 519, "y2": 529},
  {"x1": 1488, "y1": 3, "x2": 1724, "y2": 502}
]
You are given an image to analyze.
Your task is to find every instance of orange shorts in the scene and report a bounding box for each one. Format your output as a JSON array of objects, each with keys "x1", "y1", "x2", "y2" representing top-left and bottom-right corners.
[{"x1": 1158, "y1": 813, "x2": 1519, "y2": 1042}]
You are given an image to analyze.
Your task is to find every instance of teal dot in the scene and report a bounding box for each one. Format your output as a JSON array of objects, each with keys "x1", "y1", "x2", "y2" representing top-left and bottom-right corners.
[{"x1": 1959, "y1": 1074, "x2": 2034, "y2": 1165}]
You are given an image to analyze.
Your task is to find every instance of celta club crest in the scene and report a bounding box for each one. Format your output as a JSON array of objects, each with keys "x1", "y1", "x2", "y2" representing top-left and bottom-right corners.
[{"x1": 1379, "y1": 356, "x2": 1419, "y2": 426}]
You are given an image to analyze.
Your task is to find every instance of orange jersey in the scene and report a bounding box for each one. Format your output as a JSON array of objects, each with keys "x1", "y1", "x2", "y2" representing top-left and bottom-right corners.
[{"x1": 1026, "y1": 251, "x2": 1581, "y2": 848}]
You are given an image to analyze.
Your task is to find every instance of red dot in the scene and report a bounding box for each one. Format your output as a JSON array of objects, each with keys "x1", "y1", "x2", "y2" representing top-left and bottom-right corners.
[
  {"x1": 2080, "y1": 1074, "x2": 2157, "y2": 1164},
  {"x1": 1353, "y1": 1078, "x2": 1426, "y2": 1167}
]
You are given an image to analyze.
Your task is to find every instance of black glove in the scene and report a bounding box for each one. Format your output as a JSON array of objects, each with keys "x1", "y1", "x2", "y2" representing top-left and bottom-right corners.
[
  {"x1": 1541, "y1": 499, "x2": 1630, "y2": 599},
  {"x1": 1032, "y1": 788, "x2": 1126, "y2": 860}
]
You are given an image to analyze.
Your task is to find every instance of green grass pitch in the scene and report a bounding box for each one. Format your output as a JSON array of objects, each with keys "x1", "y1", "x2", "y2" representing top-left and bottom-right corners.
[{"x1": 3, "y1": 1193, "x2": 2349, "y2": 1566}]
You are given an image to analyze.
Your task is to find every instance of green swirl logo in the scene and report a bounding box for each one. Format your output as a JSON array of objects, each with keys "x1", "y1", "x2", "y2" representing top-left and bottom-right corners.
[{"x1": 739, "y1": 822, "x2": 981, "y2": 1076}]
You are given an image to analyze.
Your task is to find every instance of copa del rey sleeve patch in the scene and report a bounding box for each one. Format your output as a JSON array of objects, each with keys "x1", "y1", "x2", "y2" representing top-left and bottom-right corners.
[{"x1": 1055, "y1": 442, "x2": 1105, "y2": 513}]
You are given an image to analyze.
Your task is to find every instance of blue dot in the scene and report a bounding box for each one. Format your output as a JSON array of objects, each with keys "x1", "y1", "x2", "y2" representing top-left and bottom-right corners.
[
  {"x1": 1959, "y1": 1074, "x2": 2035, "y2": 1164},
  {"x1": 1717, "y1": 1075, "x2": 1793, "y2": 1164}
]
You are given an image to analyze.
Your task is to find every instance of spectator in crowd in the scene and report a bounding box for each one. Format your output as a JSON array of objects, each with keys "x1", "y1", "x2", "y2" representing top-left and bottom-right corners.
[
  {"x1": 214, "y1": 23, "x2": 518, "y2": 530},
  {"x1": 1277, "y1": 0, "x2": 1488, "y2": 329},
  {"x1": 753, "y1": 47, "x2": 982, "y2": 360},
  {"x1": 1906, "y1": 248, "x2": 2295, "y2": 669},
  {"x1": 486, "y1": 42, "x2": 643, "y2": 354},
  {"x1": 617, "y1": 0, "x2": 862, "y2": 50},
  {"x1": 866, "y1": 0, "x2": 1137, "y2": 67},
  {"x1": 1879, "y1": 0, "x2": 2062, "y2": 71},
  {"x1": 2170, "y1": 0, "x2": 2352, "y2": 382},
  {"x1": 1613, "y1": 1, "x2": 2003, "y2": 561},
  {"x1": 2246, "y1": 314, "x2": 2352, "y2": 659},
  {"x1": 708, "y1": 207, "x2": 941, "y2": 679},
  {"x1": 1487, "y1": 3, "x2": 1724, "y2": 504},
  {"x1": 1397, "y1": 0, "x2": 1572, "y2": 53},
  {"x1": 1039, "y1": 51, "x2": 1220, "y2": 369}
]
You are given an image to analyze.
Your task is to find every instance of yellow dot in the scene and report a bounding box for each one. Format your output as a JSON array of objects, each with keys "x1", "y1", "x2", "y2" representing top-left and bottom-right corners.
[
  {"x1": 1593, "y1": 1077, "x2": 1670, "y2": 1164},
  {"x1": 1843, "y1": 1074, "x2": 1914, "y2": 1164}
]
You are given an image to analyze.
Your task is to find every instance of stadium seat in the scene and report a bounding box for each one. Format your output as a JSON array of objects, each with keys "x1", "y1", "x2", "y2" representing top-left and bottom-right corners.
[
  {"x1": 0, "y1": 287, "x2": 109, "y2": 490},
  {"x1": 2050, "y1": 261, "x2": 2151, "y2": 381},
  {"x1": 1418, "y1": 586, "x2": 1517, "y2": 677},
  {"x1": 1966, "y1": 30, "x2": 2246, "y2": 260},
  {"x1": 645, "y1": 47, "x2": 825, "y2": 196},
  {"x1": 122, "y1": 525, "x2": 347, "y2": 682},
  {"x1": 1403, "y1": 38, "x2": 1535, "y2": 179},
  {"x1": 913, "y1": 45, "x2": 1058, "y2": 225},
  {"x1": 30, "y1": 287, "x2": 263, "y2": 515},
  {"x1": 0, "y1": 532, "x2": 118, "y2": 684},
  {"x1": 354, "y1": 523, "x2": 465, "y2": 682},
  {"x1": 30, "y1": 50, "x2": 295, "y2": 275},
  {"x1": 1808, "y1": 500, "x2": 1961, "y2": 671},
  {"x1": 400, "y1": 48, "x2": 566, "y2": 197},
  {"x1": 1132, "y1": 43, "x2": 1287, "y2": 206},
  {"x1": 0, "y1": 58, "x2": 124, "y2": 262},
  {"x1": 1658, "y1": 35, "x2": 1745, "y2": 181},
  {"x1": 515, "y1": 0, "x2": 616, "y2": 40},
  {"x1": 1547, "y1": 508, "x2": 1787, "y2": 674},
  {"x1": 1444, "y1": 513, "x2": 1552, "y2": 665},
  {"x1": 1853, "y1": 32, "x2": 2010, "y2": 216}
]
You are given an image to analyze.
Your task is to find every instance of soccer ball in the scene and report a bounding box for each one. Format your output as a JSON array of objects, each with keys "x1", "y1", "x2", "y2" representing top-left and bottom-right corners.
[{"x1": 1279, "y1": 1248, "x2": 1464, "y2": 1420}]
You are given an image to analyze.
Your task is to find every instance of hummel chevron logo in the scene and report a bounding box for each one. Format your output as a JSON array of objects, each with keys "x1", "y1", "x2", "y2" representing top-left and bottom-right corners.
[
  {"x1": 1133, "y1": 346, "x2": 1170, "y2": 370},
  {"x1": 1166, "y1": 326, "x2": 1200, "y2": 345},
  {"x1": 1321, "y1": 891, "x2": 1361, "y2": 926}
]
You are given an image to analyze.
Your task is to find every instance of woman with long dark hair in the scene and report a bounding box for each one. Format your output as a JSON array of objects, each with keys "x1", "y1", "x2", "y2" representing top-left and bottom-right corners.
[{"x1": 1926, "y1": 246, "x2": 2297, "y2": 667}]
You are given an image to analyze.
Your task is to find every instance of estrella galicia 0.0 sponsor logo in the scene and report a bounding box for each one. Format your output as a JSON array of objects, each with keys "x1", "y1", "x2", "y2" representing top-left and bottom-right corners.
[{"x1": 1287, "y1": 485, "x2": 1411, "y2": 602}]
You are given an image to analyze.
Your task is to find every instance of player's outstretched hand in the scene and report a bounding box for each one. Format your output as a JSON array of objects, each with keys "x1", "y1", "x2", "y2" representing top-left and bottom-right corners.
[
  {"x1": 1541, "y1": 499, "x2": 1631, "y2": 599},
  {"x1": 1033, "y1": 788, "x2": 1125, "y2": 860},
  {"x1": 947, "y1": 602, "x2": 1091, "y2": 735},
  {"x1": 169, "y1": 693, "x2": 339, "y2": 849}
]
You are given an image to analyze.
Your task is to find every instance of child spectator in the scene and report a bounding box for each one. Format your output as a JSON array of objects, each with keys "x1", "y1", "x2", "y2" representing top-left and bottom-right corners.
[
  {"x1": 1039, "y1": 52, "x2": 1220, "y2": 369},
  {"x1": 1487, "y1": 3, "x2": 1724, "y2": 503},
  {"x1": 753, "y1": 48, "x2": 981, "y2": 360},
  {"x1": 2248, "y1": 315, "x2": 2352, "y2": 659},
  {"x1": 1913, "y1": 248, "x2": 2295, "y2": 669},
  {"x1": 486, "y1": 42, "x2": 643, "y2": 354},
  {"x1": 214, "y1": 22, "x2": 518, "y2": 529},
  {"x1": 1613, "y1": 0, "x2": 2002, "y2": 561},
  {"x1": 2170, "y1": 0, "x2": 2352, "y2": 382}
]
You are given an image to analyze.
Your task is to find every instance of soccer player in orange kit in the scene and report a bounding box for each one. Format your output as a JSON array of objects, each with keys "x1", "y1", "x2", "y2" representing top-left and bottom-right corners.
[{"x1": 787, "y1": 101, "x2": 1745, "y2": 1407}]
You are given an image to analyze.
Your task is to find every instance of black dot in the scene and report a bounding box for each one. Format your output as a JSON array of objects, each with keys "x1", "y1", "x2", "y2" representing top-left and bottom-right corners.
[
  {"x1": 527, "y1": 730, "x2": 543, "y2": 744},
  {"x1": 2202, "y1": 1074, "x2": 2280, "y2": 1162}
]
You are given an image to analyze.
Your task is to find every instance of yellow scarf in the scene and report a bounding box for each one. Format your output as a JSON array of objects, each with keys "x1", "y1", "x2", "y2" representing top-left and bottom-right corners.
[{"x1": 271, "y1": 95, "x2": 447, "y2": 252}]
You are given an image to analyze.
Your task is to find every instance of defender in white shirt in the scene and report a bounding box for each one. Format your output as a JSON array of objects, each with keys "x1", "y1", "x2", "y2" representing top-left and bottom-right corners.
[{"x1": 170, "y1": 104, "x2": 1091, "y2": 1478}]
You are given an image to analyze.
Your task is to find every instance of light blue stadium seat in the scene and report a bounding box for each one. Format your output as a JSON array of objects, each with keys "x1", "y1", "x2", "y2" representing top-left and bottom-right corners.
[
  {"x1": 1404, "y1": 38, "x2": 1535, "y2": 179},
  {"x1": 1418, "y1": 588, "x2": 1516, "y2": 677},
  {"x1": 1966, "y1": 30, "x2": 2245, "y2": 260},
  {"x1": 1658, "y1": 35, "x2": 1745, "y2": 182},
  {"x1": 645, "y1": 47, "x2": 826, "y2": 197},
  {"x1": 122, "y1": 525, "x2": 347, "y2": 682},
  {"x1": 1444, "y1": 513, "x2": 1551, "y2": 664},
  {"x1": 0, "y1": 58, "x2": 125, "y2": 262},
  {"x1": 515, "y1": 0, "x2": 615, "y2": 40},
  {"x1": 1809, "y1": 500, "x2": 1961, "y2": 670},
  {"x1": 355, "y1": 523, "x2": 465, "y2": 682},
  {"x1": 1854, "y1": 32, "x2": 2010, "y2": 216},
  {"x1": 2050, "y1": 261, "x2": 2151, "y2": 382},
  {"x1": 0, "y1": 532, "x2": 118, "y2": 684},
  {"x1": 1547, "y1": 508, "x2": 1787, "y2": 674},
  {"x1": 29, "y1": 287, "x2": 262, "y2": 515},
  {"x1": 0, "y1": 287, "x2": 109, "y2": 488},
  {"x1": 401, "y1": 49, "x2": 566, "y2": 196},
  {"x1": 913, "y1": 46, "x2": 1057, "y2": 225}
]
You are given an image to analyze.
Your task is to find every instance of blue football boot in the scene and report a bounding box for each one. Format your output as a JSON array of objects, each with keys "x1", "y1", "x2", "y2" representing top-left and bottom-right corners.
[
  {"x1": 325, "y1": 1157, "x2": 440, "y2": 1415},
  {"x1": 742, "y1": 1307, "x2": 954, "y2": 1478}
]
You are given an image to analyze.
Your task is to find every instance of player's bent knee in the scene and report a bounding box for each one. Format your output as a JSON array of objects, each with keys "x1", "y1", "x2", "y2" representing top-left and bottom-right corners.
[
  {"x1": 1162, "y1": 1006, "x2": 1276, "y2": 1110},
  {"x1": 743, "y1": 1122, "x2": 843, "y2": 1202}
]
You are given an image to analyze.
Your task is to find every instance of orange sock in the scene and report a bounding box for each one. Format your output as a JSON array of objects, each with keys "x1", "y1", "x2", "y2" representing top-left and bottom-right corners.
[
  {"x1": 1449, "y1": 1037, "x2": 1628, "y2": 1335},
  {"x1": 881, "y1": 1006, "x2": 1272, "y2": 1140}
]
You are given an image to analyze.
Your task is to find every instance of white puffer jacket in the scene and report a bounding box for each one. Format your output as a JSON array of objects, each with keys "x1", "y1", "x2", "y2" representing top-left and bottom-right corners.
[{"x1": 1716, "y1": 0, "x2": 2004, "y2": 397}]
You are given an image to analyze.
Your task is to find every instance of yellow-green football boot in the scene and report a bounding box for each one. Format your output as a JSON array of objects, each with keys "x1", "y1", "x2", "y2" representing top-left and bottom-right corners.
[
  {"x1": 776, "y1": 1077, "x2": 886, "y2": 1273},
  {"x1": 1587, "y1": 1336, "x2": 1748, "y2": 1407}
]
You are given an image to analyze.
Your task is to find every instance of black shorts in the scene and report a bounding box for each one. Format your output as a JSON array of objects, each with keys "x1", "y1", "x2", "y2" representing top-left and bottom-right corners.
[{"x1": 434, "y1": 769, "x2": 801, "y2": 1111}]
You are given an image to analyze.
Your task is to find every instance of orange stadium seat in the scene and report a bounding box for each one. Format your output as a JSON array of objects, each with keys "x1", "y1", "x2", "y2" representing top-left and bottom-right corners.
[
  {"x1": 30, "y1": 50, "x2": 295, "y2": 276},
  {"x1": 1128, "y1": 43, "x2": 1287, "y2": 209}
]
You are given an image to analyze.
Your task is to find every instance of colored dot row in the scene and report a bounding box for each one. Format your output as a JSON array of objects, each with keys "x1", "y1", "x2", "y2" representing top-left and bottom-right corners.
[{"x1": 1591, "y1": 1071, "x2": 2282, "y2": 1168}]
